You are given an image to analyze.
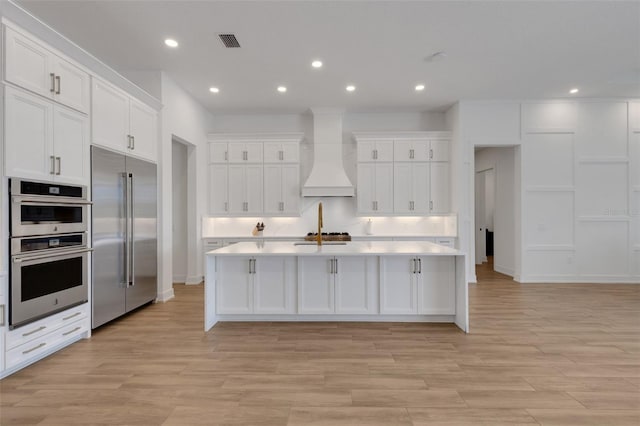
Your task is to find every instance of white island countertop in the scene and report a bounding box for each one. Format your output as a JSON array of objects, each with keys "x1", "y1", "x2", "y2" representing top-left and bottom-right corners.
[{"x1": 206, "y1": 241, "x2": 463, "y2": 257}]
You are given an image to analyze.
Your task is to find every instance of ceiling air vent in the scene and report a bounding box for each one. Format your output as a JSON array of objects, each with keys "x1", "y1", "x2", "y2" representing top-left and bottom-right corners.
[{"x1": 218, "y1": 34, "x2": 240, "y2": 48}]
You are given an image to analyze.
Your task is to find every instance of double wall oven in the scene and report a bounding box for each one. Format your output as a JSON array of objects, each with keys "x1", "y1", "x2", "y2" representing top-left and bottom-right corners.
[{"x1": 9, "y1": 179, "x2": 91, "y2": 329}]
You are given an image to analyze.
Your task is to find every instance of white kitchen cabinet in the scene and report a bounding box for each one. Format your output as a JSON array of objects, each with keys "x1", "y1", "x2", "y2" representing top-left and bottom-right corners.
[
  {"x1": 334, "y1": 256, "x2": 377, "y2": 314},
  {"x1": 4, "y1": 26, "x2": 90, "y2": 114},
  {"x1": 228, "y1": 164, "x2": 263, "y2": 215},
  {"x1": 209, "y1": 143, "x2": 229, "y2": 163},
  {"x1": 228, "y1": 142, "x2": 263, "y2": 163},
  {"x1": 394, "y1": 139, "x2": 429, "y2": 161},
  {"x1": 216, "y1": 256, "x2": 296, "y2": 315},
  {"x1": 264, "y1": 141, "x2": 299, "y2": 163},
  {"x1": 253, "y1": 257, "x2": 296, "y2": 314},
  {"x1": 209, "y1": 164, "x2": 229, "y2": 214},
  {"x1": 263, "y1": 164, "x2": 300, "y2": 215},
  {"x1": 429, "y1": 162, "x2": 450, "y2": 213},
  {"x1": 298, "y1": 256, "x2": 376, "y2": 314},
  {"x1": 91, "y1": 77, "x2": 157, "y2": 162},
  {"x1": 357, "y1": 140, "x2": 394, "y2": 162},
  {"x1": 357, "y1": 162, "x2": 394, "y2": 214},
  {"x1": 298, "y1": 257, "x2": 335, "y2": 314},
  {"x1": 429, "y1": 140, "x2": 449, "y2": 162},
  {"x1": 4, "y1": 86, "x2": 88, "y2": 185},
  {"x1": 418, "y1": 257, "x2": 455, "y2": 315},
  {"x1": 394, "y1": 162, "x2": 430, "y2": 214},
  {"x1": 216, "y1": 257, "x2": 253, "y2": 314},
  {"x1": 380, "y1": 256, "x2": 418, "y2": 314}
]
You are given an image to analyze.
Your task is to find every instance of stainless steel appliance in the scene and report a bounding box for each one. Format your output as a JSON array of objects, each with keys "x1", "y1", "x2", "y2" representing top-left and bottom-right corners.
[
  {"x1": 9, "y1": 179, "x2": 90, "y2": 329},
  {"x1": 91, "y1": 146, "x2": 157, "y2": 329},
  {"x1": 10, "y1": 179, "x2": 89, "y2": 237}
]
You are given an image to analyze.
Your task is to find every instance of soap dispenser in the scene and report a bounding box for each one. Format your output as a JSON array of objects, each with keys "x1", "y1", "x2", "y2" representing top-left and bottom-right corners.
[{"x1": 365, "y1": 218, "x2": 373, "y2": 235}]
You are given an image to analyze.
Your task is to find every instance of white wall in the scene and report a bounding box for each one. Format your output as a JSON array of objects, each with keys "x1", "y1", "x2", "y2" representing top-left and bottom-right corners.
[
  {"x1": 171, "y1": 141, "x2": 188, "y2": 283},
  {"x1": 453, "y1": 99, "x2": 638, "y2": 283},
  {"x1": 157, "y1": 72, "x2": 215, "y2": 299},
  {"x1": 475, "y1": 147, "x2": 516, "y2": 276}
]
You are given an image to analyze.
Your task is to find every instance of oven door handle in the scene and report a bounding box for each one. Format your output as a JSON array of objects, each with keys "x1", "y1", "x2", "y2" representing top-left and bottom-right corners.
[
  {"x1": 12, "y1": 196, "x2": 92, "y2": 205},
  {"x1": 12, "y1": 248, "x2": 93, "y2": 263}
]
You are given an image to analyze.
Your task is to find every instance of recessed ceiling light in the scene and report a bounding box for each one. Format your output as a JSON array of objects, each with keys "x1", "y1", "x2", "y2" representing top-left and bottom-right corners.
[
  {"x1": 569, "y1": 88, "x2": 579, "y2": 94},
  {"x1": 346, "y1": 85, "x2": 356, "y2": 92},
  {"x1": 415, "y1": 84, "x2": 425, "y2": 91},
  {"x1": 311, "y1": 60, "x2": 323, "y2": 68},
  {"x1": 277, "y1": 86, "x2": 287, "y2": 93},
  {"x1": 209, "y1": 87, "x2": 219, "y2": 93},
  {"x1": 164, "y1": 38, "x2": 179, "y2": 48}
]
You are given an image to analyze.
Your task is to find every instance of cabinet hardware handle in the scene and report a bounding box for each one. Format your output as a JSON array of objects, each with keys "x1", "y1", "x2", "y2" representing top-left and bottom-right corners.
[
  {"x1": 430, "y1": 200, "x2": 433, "y2": 210},
  {"x1": 418, "y1": 258, "x2": 422, "y2": 274},
  {"x1": 279, "y1": 150, "x2": 284, "y2": 161},
  {"x1": 56, "y1": 157, "x2": 61, "y2": 175},
  {"x1": 429, "y1": 148, "x2": 433, "y2": 159},
  {"x1": 22, "y1": 325, "x2": 46, "y2": 337},
  {"x1": 131, "y1": 135, "x2": 135, "y2": 150},
  {"x1": 329, "y1": 259, "x2": 334, "y2": 274},
  {"x1": 253, "y1": 259, "x2": 257, "y2": 274},
  {"x1": 224, "y1": 151, "x2": 228, "y2": 161},
  {"x1": 410, "y1": 149, "x2": 414, "y2": 159},
  {"x1": 279, "y1": 201, "x2": 284, "y2": 211},
  {"x1": 248, "y1": 259, "x2": 252, "y2": 274},
  {"x1": 50, "y1": 155, "x2": 56, "y2": 174},
  {"x1": 411, "y1": 259, "x2": 416, "y2": 274},
  {"x1": 22, "y1": 342, "x2": 46, "y2": 354},
  {"x1": 55, "y1": 75, "x2": 61, "y2": 94},
  {"x1": 62, "y1": 326, "x2": 81, "y2": 336},
  {"x1": 334, "y1": 258, "x2": 338, "y2": 274},
  {"x1": 224, "y1": 202, "x2": 228, "y2": 211},
  {"x1": 63, "y1": 312, "x2": 82, "y2": 321},
  {"x1": 243, "y1": 150, "x2": 248, "y2": 161},
  {"x1": 0, "y1": 304, "x2": 5, "y2": 326},
  {"x1": 50, "y1": 73, "x2": 56, "y2": 93},
  {"x1": 127, "y1": 135, "x2": 132, "y2": 149}
]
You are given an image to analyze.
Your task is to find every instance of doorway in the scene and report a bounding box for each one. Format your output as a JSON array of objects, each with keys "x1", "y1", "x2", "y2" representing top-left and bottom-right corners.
[
  {"x1": 474, "y1": 146, "x2": 518, "y2": 278},
  {"x1": 172, "y1": 139, "x2": 188, "y2": 283}
]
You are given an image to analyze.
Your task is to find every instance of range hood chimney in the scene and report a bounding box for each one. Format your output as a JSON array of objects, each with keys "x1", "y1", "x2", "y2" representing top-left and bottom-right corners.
[{"x1": 302, "y1": 108, "x2": 354, "y2": 197}]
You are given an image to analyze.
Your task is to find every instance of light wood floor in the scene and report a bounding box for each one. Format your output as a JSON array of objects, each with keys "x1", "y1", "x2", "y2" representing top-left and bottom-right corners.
[{"x1": 1, "y1": 263, "x2": 639, "y2": 425}]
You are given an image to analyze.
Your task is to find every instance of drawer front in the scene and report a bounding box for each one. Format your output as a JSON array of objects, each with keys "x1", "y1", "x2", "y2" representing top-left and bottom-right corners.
[
  {"x1": 6, "y1": 303, "x2": 88, "y2": 349},
  {"x1": 434, "y1": 238, "x2": 454, "y2": 248},
  {"x1": 6, "y1": 318, "x2": 88, "y2": 370}
]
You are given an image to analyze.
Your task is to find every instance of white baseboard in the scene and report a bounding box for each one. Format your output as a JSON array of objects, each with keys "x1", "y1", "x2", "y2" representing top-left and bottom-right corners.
[
  {"x1": 156, "y1": 287, "x2": 175, "y2": 302},
  {"x1": 185, "y1": 275, "x2": 203, "y2": 285},
  {"x1": 519, "y1": 275, "x2": 639, "y2": 284},
  {"x1": 494, "y1": 264, "x2": 515, "y2": 277},
  {"x1": 172, "y1": 275, "x2": 187, "y2": 284}
]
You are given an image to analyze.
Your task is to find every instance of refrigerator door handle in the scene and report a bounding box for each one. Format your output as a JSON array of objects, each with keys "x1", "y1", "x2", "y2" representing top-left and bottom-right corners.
[
  {"x1": 128, "y1": 173, "x2": 135, "y2": 287},
  {"x1": 122, "y1": 172, "x2": 130, "y2": 288}
]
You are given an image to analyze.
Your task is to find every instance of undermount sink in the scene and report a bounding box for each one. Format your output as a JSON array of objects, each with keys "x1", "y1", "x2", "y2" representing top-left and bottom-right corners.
[{"x1": 293, "y1": 242, "x2": 348, "y2": 246}]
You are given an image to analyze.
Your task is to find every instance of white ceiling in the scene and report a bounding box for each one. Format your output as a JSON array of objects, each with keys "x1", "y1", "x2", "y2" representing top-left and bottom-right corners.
[{"x1": 15, "y1": 0, "x2": 640, "y2": 114}]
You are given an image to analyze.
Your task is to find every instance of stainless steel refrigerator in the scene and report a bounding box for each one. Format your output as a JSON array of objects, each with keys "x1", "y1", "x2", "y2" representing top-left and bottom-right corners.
[{"x1": 91, "y1": 146, "x2": 157, "y2": 328}]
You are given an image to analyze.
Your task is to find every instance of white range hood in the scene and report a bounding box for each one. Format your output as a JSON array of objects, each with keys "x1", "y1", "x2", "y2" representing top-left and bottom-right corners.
[{"x1": 302, "y1": 108, "x2": 355, "y2": 197}]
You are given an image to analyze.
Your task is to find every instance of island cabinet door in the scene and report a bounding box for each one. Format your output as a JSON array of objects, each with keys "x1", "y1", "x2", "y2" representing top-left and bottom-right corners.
[
  {"x1": 335, "y1": 256, "x2": 378, "y2": 314},
  {"x1": 417, "y1": 256, "x2": 456, "y2": 315},
  {"x1": 254, "y1": 257, "x2": 296, "y2": 314},
  {"x1": 216, "y1": 257, "x2": 254, "y2": 314},
  {"x1": 380, "y1": 256, "x2": 418, "y2": 314},
  {"x1": 297, "y1": 257, "x2": 334, "y2": 314}
]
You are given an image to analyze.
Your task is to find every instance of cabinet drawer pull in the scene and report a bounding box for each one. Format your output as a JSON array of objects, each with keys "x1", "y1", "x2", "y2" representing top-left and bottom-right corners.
[
  {"x1": 131, "y1": 136, "x2": 135, "y2": 150},
  {"x1": 23, "y1": 325, "x2": 46, "y2": 337},
  {"x1": 429, "y1": 148, "x2": 434, "y2": 159},
  {"x1": 55, "y1": 75, "x2": 61, "y2": 95},
  {"x1": 62, "y1": 326, "x2": 81, "y2": 336},
  {"x1": 224, "y1": 151, "x2": 228, "y2": 161},
  {"x1": 56, "y1": 157, "x2": 61, "y2": 175},
  {"x1": 23, "y1": 342, "x2": 46, "y2": 354},
  {"x1": 334, "y1": 258, "x2": 338, "y2": 274},
  {"x1": 63, "y1": 312, "x2": 82, "y2": 321},
  {"x1": 430, "y1": 200, "x2": 433, "y2": 210},
  {"x1": 50, "y1": 155, "x2": 56, "y2": 174},
  {"x1": 418, "y1": 258, "x2": 422, "y2": 274},
  {"x1": 409, "y1": 149, "x2": 414, "y2": 159},
  {"x1": 279, "y1": 150, "x2": 284, "y2": 161},
  {"x1": 50, "y1": 73, "x2": 56, "y2": 93}
]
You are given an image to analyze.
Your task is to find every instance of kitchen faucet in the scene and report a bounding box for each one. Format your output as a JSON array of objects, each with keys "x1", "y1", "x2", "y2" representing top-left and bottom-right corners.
[{"x1": 317, "y1": 202, "x2": 323, "y2": 246}]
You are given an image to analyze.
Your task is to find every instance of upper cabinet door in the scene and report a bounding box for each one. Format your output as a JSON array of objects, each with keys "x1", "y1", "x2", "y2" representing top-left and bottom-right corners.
[
  {"x1": 51, "y1": 56, "x2": 90, "y2": 114},
  {"x1": 129, "y1": 98, "x2": 157, "y2": 161},
  {"x1": 209, "y1": 164, "x2": 229, "y2": 214},
  {"x1": 92, "y1": 78, "x2": 129, "y2": 152},
  {"x1": 263, "y1": 142, "x2": 299, "y2": 163},
  {"x1": 430, "y1": 162, "x2": 450, "y2": 213},
  {"x1": 209, "y1": 143, "x2": 228, "y2": 163},
  {"x1": 244, "y1": 142, "x2": 263, "y2": 163},
  {"x1": 429, "y1": 140, "x2": 449, "y2": 161},
  {"x1": 375, "y1": 141, "x2": 394, "y2": 161},
  {"x1": 227, "y1": 143, "x2": 247, "y2": 163},
  {"x1": 4, "y1": 86, "x2": 54, "y2": 181},
  {"x1": 52, "y1": 105, "x2": 89, "y2": 185},
  {"x1": 4, "y1": 27, "x2": 53, "y2": 100}
]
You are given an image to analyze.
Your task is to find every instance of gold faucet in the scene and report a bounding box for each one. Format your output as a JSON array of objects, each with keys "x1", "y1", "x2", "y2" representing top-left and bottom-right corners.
[{"x1": 317, "y1": 202, "x2": 323, "y2": 246}]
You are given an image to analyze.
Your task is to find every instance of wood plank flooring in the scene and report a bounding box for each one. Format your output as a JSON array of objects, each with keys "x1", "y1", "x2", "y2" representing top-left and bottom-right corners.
[{"x1": 1, "y1": 262, "x2": 639, "y2": 425}]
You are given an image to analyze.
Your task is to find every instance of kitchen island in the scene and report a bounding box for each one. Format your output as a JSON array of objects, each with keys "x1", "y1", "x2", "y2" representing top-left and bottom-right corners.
[{"x1": 205, "y1": 241, "x2": 468, "y2": 332}]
